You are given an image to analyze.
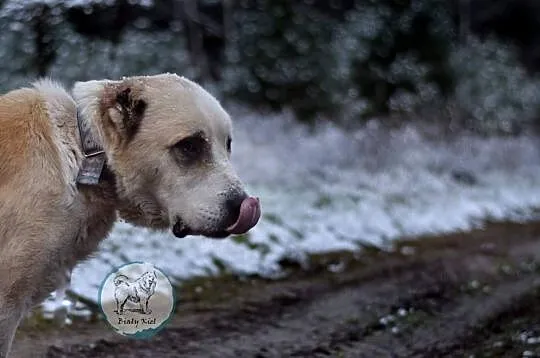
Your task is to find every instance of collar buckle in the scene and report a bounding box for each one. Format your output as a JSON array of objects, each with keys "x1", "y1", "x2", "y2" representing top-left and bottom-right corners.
[{"x1": 83, "y1": 149, "x2": 105, "y2": 158}]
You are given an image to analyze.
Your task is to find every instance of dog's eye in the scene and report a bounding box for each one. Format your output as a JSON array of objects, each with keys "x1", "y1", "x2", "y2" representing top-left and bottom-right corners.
[
  {"x1": 226, "y1": 137, "x2": 232, "y2": 153},
  {"x1": 173, "y1": 135, "x2": 206, "y2": 162}
]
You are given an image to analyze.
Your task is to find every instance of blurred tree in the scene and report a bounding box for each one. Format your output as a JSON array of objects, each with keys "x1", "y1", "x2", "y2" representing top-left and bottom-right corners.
[
  {"x1": 31, "y1": 3, "x2": 57, "y2": 77},
  {"x1": 66, "y1": 0, "x2": 140, "y2": 44},
  {"x1": 343, "y1": 0, "x2": 456, "y2": 118},
  {"x1": 468, "y1": 0, "x2": 540, "y2": 72},
  {"x1": 223, "y1": 0, "x2": 344, "y2": 122}
]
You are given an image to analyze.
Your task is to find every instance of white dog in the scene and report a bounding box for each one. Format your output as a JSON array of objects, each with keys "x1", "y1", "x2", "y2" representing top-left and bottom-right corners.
[
  {"x1": 113, "y1": 271, "x2": 157, "y2": 315},
  {"x1": 0, "y1": 73, "x2": 261, "y2": 357}
]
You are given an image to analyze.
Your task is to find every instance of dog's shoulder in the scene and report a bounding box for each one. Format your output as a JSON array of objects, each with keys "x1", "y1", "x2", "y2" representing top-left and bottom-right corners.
[
  {"x1": 0, "y1": 85, "x2": 50, "y2": 186},
  {"x1": 0, "y1": 79, "x2": 78, "y2": 198}
]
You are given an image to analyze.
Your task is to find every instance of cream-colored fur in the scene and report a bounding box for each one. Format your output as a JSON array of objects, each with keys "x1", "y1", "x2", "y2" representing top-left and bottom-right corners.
[{"x1": 0, "y1": 73, "x2": 258, "y2": 357}]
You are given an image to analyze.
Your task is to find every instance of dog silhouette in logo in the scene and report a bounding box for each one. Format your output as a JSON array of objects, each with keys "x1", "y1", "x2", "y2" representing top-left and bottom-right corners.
[{"x1": 113, "y1": 270, "x2": 157, "y2": 315}]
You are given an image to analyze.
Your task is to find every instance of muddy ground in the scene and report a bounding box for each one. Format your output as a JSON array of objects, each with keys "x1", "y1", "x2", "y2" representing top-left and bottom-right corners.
[{"x1": 11, "y1": 221, "x2": 540, "y2": 357}]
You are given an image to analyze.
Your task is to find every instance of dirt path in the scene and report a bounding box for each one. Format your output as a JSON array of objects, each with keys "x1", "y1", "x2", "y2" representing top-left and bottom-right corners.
[{"x1": 12, "y1": 221, "x2": 540, "y2": 357}]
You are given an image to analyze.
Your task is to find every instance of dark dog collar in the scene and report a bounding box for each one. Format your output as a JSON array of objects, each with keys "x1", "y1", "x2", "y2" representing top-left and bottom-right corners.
[{"x1": 75, "y1": 109, "x2": 106, "y2": 185}]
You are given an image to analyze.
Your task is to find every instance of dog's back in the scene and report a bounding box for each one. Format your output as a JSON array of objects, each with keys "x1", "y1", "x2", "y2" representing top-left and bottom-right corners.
[{"x1": 113, "y1": 274, "x2": 130, "y2": 287}]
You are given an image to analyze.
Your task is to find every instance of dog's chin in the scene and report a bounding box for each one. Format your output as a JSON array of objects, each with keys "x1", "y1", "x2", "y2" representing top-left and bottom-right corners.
[
  {"x1": 118, "y1": 205, "x2": 169, "y2": 230},
  {"x1": 171, "y1": 220, "x2": 230, "y2": 239}
]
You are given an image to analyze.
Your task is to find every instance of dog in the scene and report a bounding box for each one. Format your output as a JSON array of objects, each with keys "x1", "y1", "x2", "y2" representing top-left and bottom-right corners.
[
  {"x1": 113, "y1": 271, "x2": 157, "y2": 315},
  {"x1": 0, "y1": 73, "x2": 261, "y2": 357}
]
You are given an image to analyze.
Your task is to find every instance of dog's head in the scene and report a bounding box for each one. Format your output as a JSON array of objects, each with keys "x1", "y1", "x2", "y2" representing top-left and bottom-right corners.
[
  {"x1": 72, "y1": 73, "x2": 261, "y2": 239},
  {"x1": 141, "y1": 271, "x2": 157, "y2": 290}
]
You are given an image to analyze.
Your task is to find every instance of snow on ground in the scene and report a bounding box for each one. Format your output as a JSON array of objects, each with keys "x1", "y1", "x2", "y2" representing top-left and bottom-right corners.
[{"x1": 42, "y1": 108, "x2": 540, "y2": 315}]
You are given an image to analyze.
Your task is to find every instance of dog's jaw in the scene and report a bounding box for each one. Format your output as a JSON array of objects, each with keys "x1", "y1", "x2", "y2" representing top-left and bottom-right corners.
[
  {"x1": 171, "y1": 217, "x2": 230, "y2": 239},
  {"x1": 172, "y1": 218, "x2": 190, "y2": 238},
  {"x1": 117, "y1": 196, "x2": 170, "y2": 230}
]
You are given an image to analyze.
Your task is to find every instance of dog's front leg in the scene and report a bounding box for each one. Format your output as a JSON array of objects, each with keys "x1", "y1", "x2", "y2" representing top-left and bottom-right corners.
[
  {"x1": 140, "y1": 297, "x2": 151, "y2": 315},
  {"x1": 0, "y1": 305, "x2": 23, "y2": 358}
]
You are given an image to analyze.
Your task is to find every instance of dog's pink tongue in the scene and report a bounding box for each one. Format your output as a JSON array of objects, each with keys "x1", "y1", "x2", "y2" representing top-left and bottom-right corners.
[{"x1": 226, "y1": 197, "x2": 261, "y2": 235}]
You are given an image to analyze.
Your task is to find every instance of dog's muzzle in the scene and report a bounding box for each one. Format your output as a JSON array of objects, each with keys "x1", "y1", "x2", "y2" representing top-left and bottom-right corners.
[{"x1": 172, "y1": 196, "x2": 261, "y2": 239}]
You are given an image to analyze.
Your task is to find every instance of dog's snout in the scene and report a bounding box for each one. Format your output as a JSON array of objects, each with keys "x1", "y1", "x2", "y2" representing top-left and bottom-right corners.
[
  {"x1": 224, "y1": 192, "x2": 248, "y2": 219},
  {"x1": 222, "y1": 191, "x2": 261, "y2": 235}
]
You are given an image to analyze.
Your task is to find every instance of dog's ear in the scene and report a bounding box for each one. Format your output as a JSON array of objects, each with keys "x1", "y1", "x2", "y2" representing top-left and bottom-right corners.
[
  {"x1": 72, "y1": 79, "x2": 147, "y2": 147},
  {"x1": 102, "y1": 84, "x2": 147, "y2": 144}
]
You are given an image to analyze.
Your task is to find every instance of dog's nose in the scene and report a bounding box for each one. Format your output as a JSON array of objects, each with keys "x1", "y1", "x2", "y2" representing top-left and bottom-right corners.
[
  {"x1": 224, "y1": 192, "x2": 248, "y2": 220},
  {"x1": 224, "y1": 193, "x2": 261, "y2": 235}
]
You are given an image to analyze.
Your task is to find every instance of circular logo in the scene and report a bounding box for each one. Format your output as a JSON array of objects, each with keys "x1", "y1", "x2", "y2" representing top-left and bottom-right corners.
[{"x1": 98, "y1": 262, "x2": 175, "y2": 339}]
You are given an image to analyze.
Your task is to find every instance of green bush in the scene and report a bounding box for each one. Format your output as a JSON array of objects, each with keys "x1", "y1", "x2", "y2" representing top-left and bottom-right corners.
[
  {"x1": 336, "y1": 0, "x2": 455, "y2": 119},
  {"x1": 450, "y1": 36, "x2": 540, "y2": 134},
  {"x1": 222, "y1": 0, "x2": 344, "y2": 122}
]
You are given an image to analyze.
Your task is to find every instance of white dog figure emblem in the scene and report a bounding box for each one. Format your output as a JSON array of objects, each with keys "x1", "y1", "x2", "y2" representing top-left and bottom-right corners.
[{"x1": 113, "y1": 270, "x2": 158, "y2": 315}]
